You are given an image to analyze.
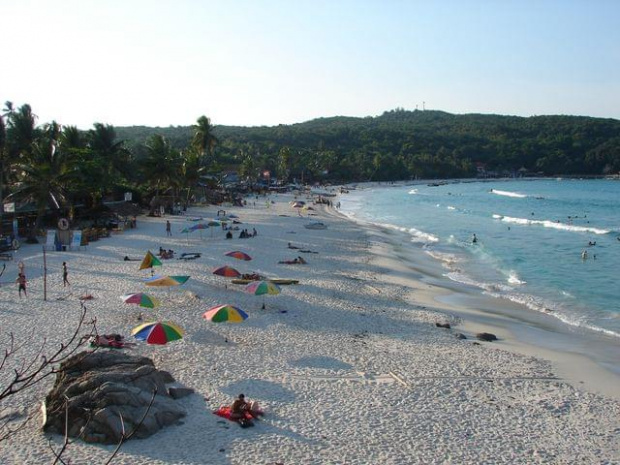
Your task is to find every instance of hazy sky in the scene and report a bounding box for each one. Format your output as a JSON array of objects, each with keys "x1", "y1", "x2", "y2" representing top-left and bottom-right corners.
[{"x1": 2, "y1": 0, "x2": 619, "y2": 128}]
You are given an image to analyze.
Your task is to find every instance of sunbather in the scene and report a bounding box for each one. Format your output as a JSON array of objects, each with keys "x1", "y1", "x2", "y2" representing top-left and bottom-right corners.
[{"x1": 229, "y1": 394, "x2": 262, "y2": 424}]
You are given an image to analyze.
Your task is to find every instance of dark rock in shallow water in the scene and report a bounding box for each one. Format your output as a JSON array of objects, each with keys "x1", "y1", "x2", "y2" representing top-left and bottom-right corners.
[
  {"x1": 476, "y1": 332, "x2": 498, "y2": 342},
  {"x1": 435, "y1": 322, "x2": 451, "y2": 329},
  {"x1": 454, "y1": 333, "x2": 467, "y2": 340},
  {"x1": 43, "y1": 351, "x2": 186, "y2": 444}
]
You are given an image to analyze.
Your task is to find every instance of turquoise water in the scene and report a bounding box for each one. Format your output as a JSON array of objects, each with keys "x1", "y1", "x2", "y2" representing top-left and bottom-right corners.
[{"x1": 340, "y1": 179, "x2": 620, "y2": 339}]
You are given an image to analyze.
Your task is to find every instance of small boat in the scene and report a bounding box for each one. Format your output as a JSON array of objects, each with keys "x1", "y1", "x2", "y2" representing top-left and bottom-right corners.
[{"x1": 304, "y1": 222, "x2": 327, "y2": 230}]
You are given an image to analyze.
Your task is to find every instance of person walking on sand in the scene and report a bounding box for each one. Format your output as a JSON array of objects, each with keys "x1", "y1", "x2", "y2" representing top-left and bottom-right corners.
[
  {"x1": 166, "y1": 220, "x2": 172, "y2": 237},
  {"x1": 62, "y1": 261, "x2": 70, "y2": 287},
  {"x1": 16, "y1": 273, "x2": 27, "y2": 298}
]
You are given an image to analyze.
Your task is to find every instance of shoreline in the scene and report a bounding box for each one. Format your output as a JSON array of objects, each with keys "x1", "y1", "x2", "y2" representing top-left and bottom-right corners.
[
  {"x1": 328, "y1": 201, "x2": 620, "y2": 399},
  {"x1": 1, "y1": 194, "x2": 619, "y2": 464}
]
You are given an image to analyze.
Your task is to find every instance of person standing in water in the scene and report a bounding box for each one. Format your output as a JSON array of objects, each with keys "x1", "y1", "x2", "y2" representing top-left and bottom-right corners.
[
  {"x1": 62, "y1": 262, "x2": 70, "y2": 287},
  {"x1": 472, "y1": 233, "x2": 478, "y2": 244}
]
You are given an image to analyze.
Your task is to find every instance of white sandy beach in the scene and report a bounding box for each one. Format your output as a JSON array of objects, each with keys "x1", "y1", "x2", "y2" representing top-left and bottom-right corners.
[{"x1": 1, "y1": 193, "x2": 619, "y2": 464}]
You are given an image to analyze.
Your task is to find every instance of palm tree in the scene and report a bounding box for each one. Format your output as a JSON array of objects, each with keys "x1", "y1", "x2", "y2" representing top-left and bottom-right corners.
[
  {"x1": 7, "y1": 104, "x2": 38, "y2": 160},
  {"x1": 13, "y1": 125, "x2": 78, "y2": 238},
  {"x1": 141, "y1": 135, "x2": 182, "y2": 211},
  {"x1": 87, "y1": 123, "x2": 130, "y2": 204},
  {"x1": 192, "y1": 116, "x2": 218, "y2": 167},
  {"x1": 179, "y1": 149, "x2": 204, "y2": 208}
]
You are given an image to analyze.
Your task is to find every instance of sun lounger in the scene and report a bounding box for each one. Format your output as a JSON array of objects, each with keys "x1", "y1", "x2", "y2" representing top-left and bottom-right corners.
[
  {"x1": 43, "y1": 230, "x2": 57, "y2": 251},
  {"x1": 178, "y1": 252, "x2": 202, "y2": 260},
  {"x1": 69, "y1": 230, "x2": 85, "y2": 251}
]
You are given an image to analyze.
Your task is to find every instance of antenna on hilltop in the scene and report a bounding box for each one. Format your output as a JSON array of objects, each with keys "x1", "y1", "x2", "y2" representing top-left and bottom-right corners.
[{"x1": 423, "y1": 101, "x2": 426, "y2": 111}]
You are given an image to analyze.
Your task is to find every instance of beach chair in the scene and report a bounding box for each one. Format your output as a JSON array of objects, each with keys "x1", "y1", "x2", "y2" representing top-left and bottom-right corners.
[
  {"x1": 43, "y1": 230, "x2": 57, "y2": 251},
  {"x1": 69, "y1": 230, "x2": 85, "y2": 251}
]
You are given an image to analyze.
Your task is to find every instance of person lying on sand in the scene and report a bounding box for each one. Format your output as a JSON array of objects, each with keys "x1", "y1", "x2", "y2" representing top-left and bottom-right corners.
[
  {"x1": 287, "y1": 242, "x2": 300, "y2": 249},
  {"x1": 278, "y1": 256, "x2": 307, "y2": 265},
  {"x1": 124, "y1": 256, "x2": 141, "y2": 261},
  {"x1": 299, "y1": 250, "x2": 318, "y2": 254}
]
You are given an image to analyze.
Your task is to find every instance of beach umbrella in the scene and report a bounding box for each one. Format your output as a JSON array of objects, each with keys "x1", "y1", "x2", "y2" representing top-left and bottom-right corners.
[
  {"x1": 225, "y1": 250, "x2": 252, "y2": 261},
  {"x1": 207, "y1": 220, "x2": 222, "y2": 226},
  {"x1": 121, "y1": 293, "x2": 161, "y2": 308},
  {"x1": 244, "y1": 280, "x2": 281, "y2": 309},
  {"x1": 144, "y1": 275, "x2": 190, "y2": 287},
  {"x1": 245, "y1": 280, "x2": 281, "y2": 296},
  {"x1": 131, "y1": 321, "x2": 184, "y2": 345},
  {"x1": 190, "y1": 222, "x2": 210, "y2": 240},
  {"x1": 203, "y1": 304, "x2": 249, "y2": 323},
  {"x1": 212, "y1": 265, "x2": 241, "y2": 278},
  {"x1": 187, "y1": 217, "x2": 203, "y2": 222},
  {"x1": 292, "y1": 202, "x2": 304, "y2": 209},
  {"x1": 139, "y1": 251, "x2": 162, "y2": 271}
]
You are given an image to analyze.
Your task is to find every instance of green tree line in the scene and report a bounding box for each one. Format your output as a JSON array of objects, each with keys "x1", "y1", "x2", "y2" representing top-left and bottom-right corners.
[
  {"x1": 2, "y1": 103, "x2": 619, "y2": 236},
  {"x1": 116, "y1": 108, "x2": 620, "y2": 182}
]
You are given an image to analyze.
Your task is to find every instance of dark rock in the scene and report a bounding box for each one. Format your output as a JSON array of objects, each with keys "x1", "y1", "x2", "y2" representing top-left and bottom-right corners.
[
  {"x1": 43, "y1": 351, "x2": 186, "y2": 444},
  {"x1": 435, "y1": 322, "x2": 451, "y2": 329},
  {"x1": 169, "y1": 387, "x2": 195, "y2": 399},
  {"x1": 476, "y1": 332, "x2": 498, "y2": 342},
  {"x1": 454, "y1": 333, "x2": 467, "y2": 340}
]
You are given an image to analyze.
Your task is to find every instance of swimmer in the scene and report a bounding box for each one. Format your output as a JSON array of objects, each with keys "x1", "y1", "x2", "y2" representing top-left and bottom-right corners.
[{"x1": 581, "y1": 250, "x2": 588, "y2": 260}]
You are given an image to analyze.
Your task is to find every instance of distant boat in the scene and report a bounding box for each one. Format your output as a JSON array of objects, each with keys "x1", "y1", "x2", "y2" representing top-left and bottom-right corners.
[{"x1": 304, "y1": 221, "x2": 327, "y2": 230}]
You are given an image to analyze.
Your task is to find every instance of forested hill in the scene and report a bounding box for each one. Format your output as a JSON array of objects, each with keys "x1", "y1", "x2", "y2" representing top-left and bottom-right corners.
[{"x1": 115, "y1": 109, "x2": 620, "y2": 181}]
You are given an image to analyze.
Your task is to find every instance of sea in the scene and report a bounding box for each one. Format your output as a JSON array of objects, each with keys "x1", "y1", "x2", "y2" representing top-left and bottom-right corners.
[{"x1": 339, "y1": 179, "x2": 620, "y2": 347}]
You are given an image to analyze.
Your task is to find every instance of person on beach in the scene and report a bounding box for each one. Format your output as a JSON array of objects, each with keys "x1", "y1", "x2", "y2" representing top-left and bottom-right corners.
[
  {"x1": 62, "y1": 262, "x2": 70, "y2": 287},
  {"x1": 230, "y1": 394, "x2": 261, "y2": 423},
  {"x1": 166, "y1": 220, "x2": 172, "y2": 237},
  {"x1": 16, "y1": 273, "x2": 27, "y2": 298}
]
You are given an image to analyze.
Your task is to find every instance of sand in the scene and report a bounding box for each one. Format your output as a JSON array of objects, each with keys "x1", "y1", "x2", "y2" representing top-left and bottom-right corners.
[{"x1": 1, "y1": 192, "x2": 619, "y2": 464}]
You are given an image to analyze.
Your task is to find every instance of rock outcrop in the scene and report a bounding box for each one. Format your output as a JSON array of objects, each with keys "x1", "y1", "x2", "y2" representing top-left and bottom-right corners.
[{"x1": 43, "y1": 351, "x2": 188, "y2": 444}]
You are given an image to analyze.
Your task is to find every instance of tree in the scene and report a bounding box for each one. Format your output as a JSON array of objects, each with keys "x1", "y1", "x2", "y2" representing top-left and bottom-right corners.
[
  {"x1": 141, "y1": 134, "x2": 182, "y2": 204},
  {"x1": 87, "y1": 123, "x2": 131, "y2": 205},
  {"x1": 13, "y1": 123, "x2": 78, "y2": 237},
  {"x1": 276, "y1": 146, "x2": 291, "y2": 183},
  {"x1": 192, "y1": 116, "x2": 218, "y2": 168}
]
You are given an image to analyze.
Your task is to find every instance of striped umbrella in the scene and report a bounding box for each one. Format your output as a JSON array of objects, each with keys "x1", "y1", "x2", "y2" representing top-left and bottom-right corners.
[
  {"x1": 144, "y1": 275, "x2": 190, "y2": 287},
  {"x1": 131, "y1": 321, "x2": 184, "y2": 345},
  {"x1": 244, "y1": 280, "x2": 281, "y2": 309},
  {"x1": 121, "y1": 293, "x2": 161, "y2": 308},
  {"x1": 203, "y1": 305, "x2": 249, "y2": 323}
]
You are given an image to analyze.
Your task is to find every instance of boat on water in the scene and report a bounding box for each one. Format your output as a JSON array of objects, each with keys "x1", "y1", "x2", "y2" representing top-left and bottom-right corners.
[{"x1": 304, "y1": 221, "x2": 327, "y2": 230}]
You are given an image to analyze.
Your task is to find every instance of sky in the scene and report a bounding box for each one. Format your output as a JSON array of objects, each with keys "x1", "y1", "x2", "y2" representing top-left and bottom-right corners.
[{"x1": 1, "y1": 0, "x2": 619, "y2": 129}]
